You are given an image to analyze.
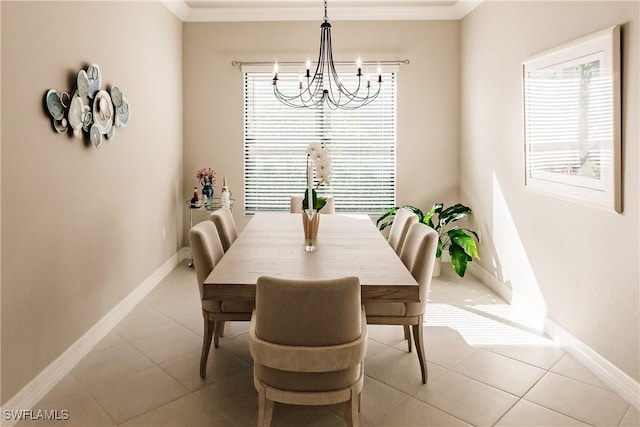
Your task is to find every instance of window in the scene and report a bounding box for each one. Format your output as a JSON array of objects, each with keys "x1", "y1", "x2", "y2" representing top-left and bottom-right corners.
[{"x1": 243, "y1": 68, "x2": 396, "y2": 213}]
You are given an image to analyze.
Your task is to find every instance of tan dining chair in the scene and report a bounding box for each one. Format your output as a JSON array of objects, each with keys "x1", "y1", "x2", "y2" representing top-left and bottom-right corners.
[
  {"x1": 365, "y1": 222, "x2": 438, "y2": 384},
  {"x1": 289, "y1": 195, "x2": 304, "y2": 213},
  {"x1": 249, "y1": 276, "x2": 367, "y2": 427},
  {"x1": 189, "y1": 220, "x2": 253, "y2": 378},
  {"x1": 387, "y1": 207, "x2": 418, "y2": 255},
  {"x1": 323, "y1": 195, "x2": 336, "y2": 213},
  {"x1": 290, "y1": 195, "x2": 336, "y2": 214},
  {"x1": 209, "y1": 207, "x2": 238, "y2": 253}
]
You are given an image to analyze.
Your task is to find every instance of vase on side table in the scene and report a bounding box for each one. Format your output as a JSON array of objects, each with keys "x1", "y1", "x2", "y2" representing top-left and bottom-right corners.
[
  {"x1": 302, "y1": 211, "x2": 319, "y2": 252},
  {"x1": 202, "y1": 185, "x2": 213, "y2": 206}
]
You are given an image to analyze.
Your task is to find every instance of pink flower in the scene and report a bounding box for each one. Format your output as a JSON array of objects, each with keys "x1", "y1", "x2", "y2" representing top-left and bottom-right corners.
[{"x1": 196, "y1": 168, "x2": 216, "y2": 187}]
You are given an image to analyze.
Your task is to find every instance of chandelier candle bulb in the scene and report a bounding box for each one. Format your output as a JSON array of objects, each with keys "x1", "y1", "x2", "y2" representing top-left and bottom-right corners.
[
  {"x1": 306, "y1": 57, "x2": 311, "y2": 77},
  {"x1": 377, "y1": 63, "x2": 383, "y2": 83},
  {"x1": 357, "y1": 57, "x2": 362, "y2": 77},
  {"x1": 273, "y1": 60, "x2": 279, "y2": 82}
]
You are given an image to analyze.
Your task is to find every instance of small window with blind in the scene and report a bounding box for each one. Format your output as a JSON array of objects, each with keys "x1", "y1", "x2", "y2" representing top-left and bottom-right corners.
[{"x1": 243, "y1": 68, "x2": 397, "y2": 214}]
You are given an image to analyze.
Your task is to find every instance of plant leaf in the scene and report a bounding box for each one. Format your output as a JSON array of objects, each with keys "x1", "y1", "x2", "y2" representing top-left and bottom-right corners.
[
  {"x1": 302, "y1": 189, "x2": 326, "y2": 212},
  {"x1": 424, "y1": 203, "x2": 443, "y2": 229},
  {"x1": 376, "y1": 206, "x2": 398, "y2": 227},
  {"x1": 448, "y1": 228, "x2": 480, "y2": 259},
  {"x1": 400, "y1": 205, "x2": 425, "y2": 223},
  {"x1": 449, "y1": 243, "x2": 472, "y2": 277},
  {"x1": 438, "y1": 204, "x2": 472, "y2": 228},
  {"x1": 457, "y1": 227, "x2": 480, "y2": 243},
  {"x1": 379, "y1": 221, "x2": 393, "y2": 232}
]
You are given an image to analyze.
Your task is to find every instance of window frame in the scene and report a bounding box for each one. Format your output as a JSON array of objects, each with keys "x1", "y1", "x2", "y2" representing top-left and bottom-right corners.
[{"x1": 243, "y1": 65, "x2": 397, "y2": 215}]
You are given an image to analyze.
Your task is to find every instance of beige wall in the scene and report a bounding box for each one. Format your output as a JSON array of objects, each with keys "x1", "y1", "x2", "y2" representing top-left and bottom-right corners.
[
  {"x1": 1, "y1": 1, "x2": 183, "y2": 402},
  {"x1": 182, "y1": 20, "x2": 460, "y2": 237},
  {"x1": 4, "y1": 0, "x2": 636, "y2": 406},
  {"x1": 460, "y1": 1, "x2": 639, "y2": 380}
]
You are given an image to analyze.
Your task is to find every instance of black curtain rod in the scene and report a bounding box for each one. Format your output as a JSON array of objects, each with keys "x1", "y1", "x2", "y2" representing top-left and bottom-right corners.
[{"x1": 231, "y1": 59, "x2": 410, "y2": 67}]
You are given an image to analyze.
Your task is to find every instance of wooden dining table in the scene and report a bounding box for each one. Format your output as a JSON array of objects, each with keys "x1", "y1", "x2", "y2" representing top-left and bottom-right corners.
[{"x1": 203, "y1": 212, "x2": 420, "y2": 303}]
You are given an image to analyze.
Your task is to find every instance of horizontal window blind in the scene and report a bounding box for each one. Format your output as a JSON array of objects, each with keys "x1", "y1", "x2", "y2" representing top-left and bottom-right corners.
[
  {"x1": 524, "y1": 61, "x2": 613, "y2": 185},
  {"x1": 244, "y1": 71, "x2": 396, "y2": 213}
]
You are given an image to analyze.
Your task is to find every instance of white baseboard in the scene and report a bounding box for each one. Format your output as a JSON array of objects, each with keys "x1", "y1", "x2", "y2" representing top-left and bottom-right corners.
[
  {"x1": 468, "y1": 263, "x2": 640, "y2": 410},
  {"x1": 545, "y1": 317, "x2": 640, "y2": 410},
  {"x1": 467, "y1": 263, "x2": 513, "y2": 302},
  {"x1": 0, "y1": 252, "x2": 182, "y2": 426},
  {"x1": 178, "y1": 246, "x2": 191, "y2": 262}
]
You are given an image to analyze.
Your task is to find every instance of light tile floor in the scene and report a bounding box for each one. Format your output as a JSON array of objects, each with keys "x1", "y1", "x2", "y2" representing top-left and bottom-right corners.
[{"x1": 19, "y1": 261, "x2": 639, "y2": 427}]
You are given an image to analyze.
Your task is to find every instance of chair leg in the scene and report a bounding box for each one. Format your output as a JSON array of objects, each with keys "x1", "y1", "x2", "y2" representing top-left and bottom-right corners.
[
  {"x1": 263, "y1": 397, "x2": 274, "y2": 427},
  {"x1": 346, "y1": 393, "x2": 360, "y2": 427},
  {"x1": 200, "y1": 317, "x2": 214, "y2": 378},
  {"x1": 403, "y1": 325, "x2": 412, "y2": 352},
  {"x1": 257, "y1": 388, "x2": 266, "y2": 427},
  {"x1": 412, "y1": 314, "x2": 428, "y2": 384},
  {"x1": 219, "y1": 321, "x2": 226, "y2": 337},
  {"x1": 214, "y1": 321, "x2": 224, "y2": 348}
]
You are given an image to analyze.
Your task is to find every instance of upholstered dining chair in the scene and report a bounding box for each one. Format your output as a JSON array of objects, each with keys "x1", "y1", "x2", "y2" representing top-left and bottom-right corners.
[
  {"x1": 387, "y1": 207, "x2": 418, "y2": 255},
  {"x1": 365, "y1": 222, "x2": 438, "y2": 384},
  {"x1": 189, "y1": 220, "x2": 253, "y2": 378},
  {"x1": 323, "y1": 195, "x2": 336, "y2": 213},
  {"x1": 289, "y1": 195, "x2": 304, "y2": 213},
  {"x1": 249, "y1": 276, "x2": 367, "y2": 427},
  {"x1": 209, "y1": 207, "x2": 238, "y2": 253},
  {"x1": 290, "y1": 195, "x2": 336, "y2": 214}
]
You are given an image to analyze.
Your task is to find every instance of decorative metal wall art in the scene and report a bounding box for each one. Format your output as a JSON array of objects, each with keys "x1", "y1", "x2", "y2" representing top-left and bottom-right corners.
[{"x1": 45, "y1": 64, "x2": 130, "y2": 148}]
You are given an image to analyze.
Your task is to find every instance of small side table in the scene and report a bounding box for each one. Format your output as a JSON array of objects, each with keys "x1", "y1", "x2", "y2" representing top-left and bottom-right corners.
[{"x1": 186, "y1": 198, "x2": 235, "y2": 267}]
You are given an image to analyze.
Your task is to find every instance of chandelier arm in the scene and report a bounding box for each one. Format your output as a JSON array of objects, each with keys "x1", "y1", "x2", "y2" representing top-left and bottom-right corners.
[
  {"x1": 324, "y1": 32, "x2": 360, "y2": 107},
  {"x1": 270, "y1": 0, "x2": 392, "y2": 109},
  {"x1": 323, "y1": 31, "x2": 372, "y2": 107}
]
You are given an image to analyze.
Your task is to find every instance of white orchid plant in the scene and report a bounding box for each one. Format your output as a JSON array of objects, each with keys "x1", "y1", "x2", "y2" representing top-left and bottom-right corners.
[{"x1": 303, "y1": 142, "x2": 333, "y2": 212}]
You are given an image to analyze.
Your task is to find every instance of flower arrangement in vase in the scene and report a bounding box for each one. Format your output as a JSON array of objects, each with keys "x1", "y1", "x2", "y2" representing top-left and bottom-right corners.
[
  {"x1": 196, "y1": 167, "x2": 216, "y2": 205},
  {"x1": 301, "y1": 142, "x2": 333, "y2": 252},
  {"x1": 302, "y1": 142, "x2": 333, "y2": 213}
]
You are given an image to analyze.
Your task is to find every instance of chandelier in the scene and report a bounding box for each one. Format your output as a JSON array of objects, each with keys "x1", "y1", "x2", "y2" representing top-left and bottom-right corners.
[{"x1": 272, "y1": 0, "x2": 382, "y2": 110}]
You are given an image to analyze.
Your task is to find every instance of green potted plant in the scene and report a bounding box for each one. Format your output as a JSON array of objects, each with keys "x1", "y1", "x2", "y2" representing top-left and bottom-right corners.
[{"x1": 377, "y1": 203, "x2": 480, "y2": 277}]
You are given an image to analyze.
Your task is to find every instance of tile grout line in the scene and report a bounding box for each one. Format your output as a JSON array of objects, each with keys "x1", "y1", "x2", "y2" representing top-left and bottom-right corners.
[
  {"x1": 115, "y1": 392, "x2": 192, "y2": 426},
  {"x1": 68, "y1": 371, "x2": 119, "y2": 427}
]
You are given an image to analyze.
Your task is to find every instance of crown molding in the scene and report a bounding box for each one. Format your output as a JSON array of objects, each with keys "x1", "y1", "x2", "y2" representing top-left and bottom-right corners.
[
  {"x1": 162, "y1": 0, "x2": 191, "y2": 21},
  {"x1": 161, "y1": 0, "x2": 483, "y2": 22}
]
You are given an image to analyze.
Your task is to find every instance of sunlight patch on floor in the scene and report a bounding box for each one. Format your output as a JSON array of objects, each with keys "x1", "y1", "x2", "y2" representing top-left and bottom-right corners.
[{"x1": 425, "y1": 303, "x2": 559, "y2": 347}]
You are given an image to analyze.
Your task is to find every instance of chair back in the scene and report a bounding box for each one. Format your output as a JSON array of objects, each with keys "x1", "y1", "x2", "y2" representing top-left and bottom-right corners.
[
  {"x1": 388, "y1": 208, "x2": 418, "y2": 254},
  {"x1": 209, "y1": 208, "x2": 238, "y2": 252},
  {"x1": 250, "y1": 276, "x2": 366, "y2": 424},
  {"x1": 189, "y1": 221, "x2": 225, "y2": 298},
  {"x1": 255, "y1": 276, "x2": 361, "y2": 346},
  {"x1": 399, "y1": 223, "x2": 439, "y2": 315},
  {"x1": 321, "y1": 196, "x2": 336, "y2": 214},
  {"x1": 290, "y1": 196, "x2": 304, "y2": 213}
]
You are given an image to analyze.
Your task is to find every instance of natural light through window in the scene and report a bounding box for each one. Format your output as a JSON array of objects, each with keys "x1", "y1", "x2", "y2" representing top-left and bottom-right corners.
[
  {"x1": 243, "y1": 69, "x2": 397, "y2": 213},
  {"x1": 425, "y1": 303, "x2": 558, "y2": 347},
  {"x1": 492, "y1": 172, "x2": 547, "y2": 331}
]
